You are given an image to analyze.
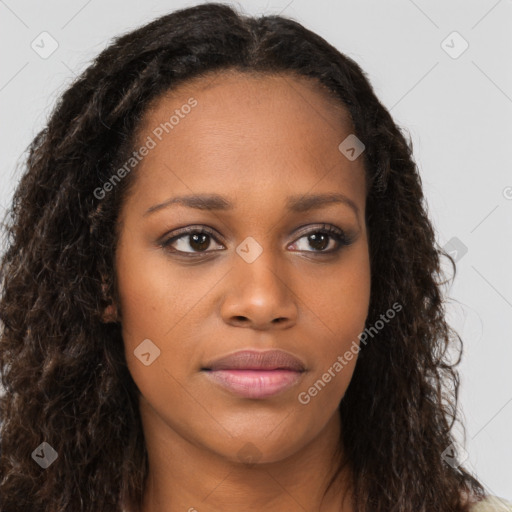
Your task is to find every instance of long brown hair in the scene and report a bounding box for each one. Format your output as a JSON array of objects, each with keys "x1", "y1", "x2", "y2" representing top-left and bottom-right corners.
[{"x1": 0, "y1": 3, "x2": 487, "y2": 511}]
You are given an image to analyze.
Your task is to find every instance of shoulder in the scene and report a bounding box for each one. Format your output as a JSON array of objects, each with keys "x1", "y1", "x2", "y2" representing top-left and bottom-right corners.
[{"x1": 469, "y1": 496, "x2": 512, "y2": 512}]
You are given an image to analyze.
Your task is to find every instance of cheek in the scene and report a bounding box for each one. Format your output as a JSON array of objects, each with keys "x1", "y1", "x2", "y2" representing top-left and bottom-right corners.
[
  {"x1": 114, "y1": 250, "x2": 196, "y2": 413},
  {"x1": 114, "y1": 241, "x2": 187, "y2": 373},
  {"x1": 115, "y1": 242, "x2": 205, "y2": 341},
  {"x1": 114, "y1": 242, "x2": 225, "y2": 385},
  {"x1": 296, "y1": 296, "x2": 367, "y2": 416},
  {"x1": 296, "y1": 244, "x2": 370, "y2": 396},
  {"x1": 116, "y1": 254, "x2": 174, "y2": 339},
  {"x1": 301, "y1": 242, "x2": 371, "y2": 337},
  {"x1": 326, "y1": 261, "x2": 371, "y2": 338}
]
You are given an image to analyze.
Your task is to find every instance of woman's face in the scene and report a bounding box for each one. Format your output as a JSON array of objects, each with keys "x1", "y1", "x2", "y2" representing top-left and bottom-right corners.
[{"x1": 113, "y1": 71, "x2": 371, "y2": 465}]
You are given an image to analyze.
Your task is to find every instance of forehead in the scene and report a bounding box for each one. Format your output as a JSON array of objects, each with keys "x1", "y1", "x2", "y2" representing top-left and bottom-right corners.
[
  {"x1": 144, "y1": 68, "x2": 349, "y2": 123},
  {"x1": 126, "y1": 70, "x2": 365, "y2": 207}
]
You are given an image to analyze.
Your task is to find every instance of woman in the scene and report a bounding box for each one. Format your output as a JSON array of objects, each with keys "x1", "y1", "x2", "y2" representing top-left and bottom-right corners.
[{"x1": 0, "y1": 3, "x2": 509, "y2": 511}]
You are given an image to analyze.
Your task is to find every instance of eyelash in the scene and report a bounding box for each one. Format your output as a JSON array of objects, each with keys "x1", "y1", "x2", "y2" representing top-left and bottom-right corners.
[{"x1": 160, "y1": 224, "x2": 354, "y2": 257}]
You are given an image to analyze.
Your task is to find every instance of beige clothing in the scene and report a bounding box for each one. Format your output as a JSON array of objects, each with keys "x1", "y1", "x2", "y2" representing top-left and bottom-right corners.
[{"x1": 470, "y1": 496, "x2": 512, "y2": 512}]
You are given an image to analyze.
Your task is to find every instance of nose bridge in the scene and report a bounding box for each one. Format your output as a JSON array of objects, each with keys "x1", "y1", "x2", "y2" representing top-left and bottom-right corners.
[
  {"x1": 233, "y1": 237, "x2": 287, "y2": 298},
  {"x1": 220, "y1": 236, "x2": 297, "y2": 327}
]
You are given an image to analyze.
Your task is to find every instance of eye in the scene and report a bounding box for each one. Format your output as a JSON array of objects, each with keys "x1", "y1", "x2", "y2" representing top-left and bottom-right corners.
[
  {"x1": 160, "y1": 227, "x2": 224, "y2": 255},
  {"x1": 160, "y1": 223, "x2": 354, "y2": 257},
  {"x1": 288, "y1": 224, "x2": 353, "y2": 253}
]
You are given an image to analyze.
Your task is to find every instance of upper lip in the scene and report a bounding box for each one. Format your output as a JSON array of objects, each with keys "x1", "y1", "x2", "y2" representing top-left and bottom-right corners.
[{"x1": 202, "y1": 349, "x2": 306, "y2": 372}]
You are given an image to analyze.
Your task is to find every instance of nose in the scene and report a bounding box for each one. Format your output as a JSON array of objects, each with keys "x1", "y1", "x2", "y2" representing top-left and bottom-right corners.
[{"x1": 220, "y1": 249, "x2": 298, "y2": 330}]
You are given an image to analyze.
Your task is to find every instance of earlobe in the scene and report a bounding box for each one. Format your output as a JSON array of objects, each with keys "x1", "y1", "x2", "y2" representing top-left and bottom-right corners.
[
  {"x1": 100, "y1": 280, "x2": 119, "y2": 323},
  {"x1": 101, "y1": 303, "x2": 118, "y2": 323}
]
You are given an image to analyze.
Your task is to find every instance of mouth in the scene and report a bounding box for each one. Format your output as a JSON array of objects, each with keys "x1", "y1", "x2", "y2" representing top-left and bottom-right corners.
[{"x1": 201, "y1": 349, "x2": 306, "y2": 399}]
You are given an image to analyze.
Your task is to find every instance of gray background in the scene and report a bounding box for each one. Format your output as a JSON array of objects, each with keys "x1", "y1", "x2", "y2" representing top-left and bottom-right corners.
[{"x1": 1, "y1": 0, "x2": 511, "y2": 501}]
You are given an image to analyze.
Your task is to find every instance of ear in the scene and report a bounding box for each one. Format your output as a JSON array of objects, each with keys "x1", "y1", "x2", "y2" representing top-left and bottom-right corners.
[
  {"x1": 101, "y1": 303, "x2": 118, "y2": 323},
  {"x1": 100, "y1": 281, "x2": 119, "y2": 323}
]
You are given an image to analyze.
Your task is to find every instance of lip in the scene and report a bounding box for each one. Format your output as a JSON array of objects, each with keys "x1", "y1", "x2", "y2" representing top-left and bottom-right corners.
[
  {"x1": 202, "y1": 349, "x2": 306, "y2": 372},
  {"x1": 201, "y1": 349, "x2": 306, "y2": 399}
]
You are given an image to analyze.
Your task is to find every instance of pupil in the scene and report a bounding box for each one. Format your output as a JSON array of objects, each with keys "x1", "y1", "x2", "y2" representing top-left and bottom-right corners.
[
  {"x1": 309, "y1": 233, "x2": 328, "y2": 251},
  {"x1": 190, "y1": 233, "x2": 209, "y2": 251}
]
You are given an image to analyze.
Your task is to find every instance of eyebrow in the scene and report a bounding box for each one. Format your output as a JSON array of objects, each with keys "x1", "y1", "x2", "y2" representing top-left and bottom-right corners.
[{"x1": 143, "y1": 192, "x2": 359, "y2": 217}]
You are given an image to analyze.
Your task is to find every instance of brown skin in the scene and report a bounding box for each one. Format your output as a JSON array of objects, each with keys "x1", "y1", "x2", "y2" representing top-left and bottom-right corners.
[{"x1": 112, "y1": 71, "x2": 371, "y2": 512}]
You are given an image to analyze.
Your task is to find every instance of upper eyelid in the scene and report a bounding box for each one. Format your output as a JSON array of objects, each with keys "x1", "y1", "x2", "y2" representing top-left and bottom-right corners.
[{"x1": 164, "y1": 224, "x2": 344, "y2": 239}]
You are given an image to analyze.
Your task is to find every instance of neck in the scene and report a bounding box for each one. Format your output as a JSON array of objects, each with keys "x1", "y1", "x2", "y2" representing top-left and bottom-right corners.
[{"x1": 137, "y1": 399, "x2": 353, "y2": 512}]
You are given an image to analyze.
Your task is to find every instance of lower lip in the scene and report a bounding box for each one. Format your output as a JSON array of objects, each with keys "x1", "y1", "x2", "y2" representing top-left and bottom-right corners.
[{"x1": 203, "y1": 369, "x2": 304, "y2": 399}]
